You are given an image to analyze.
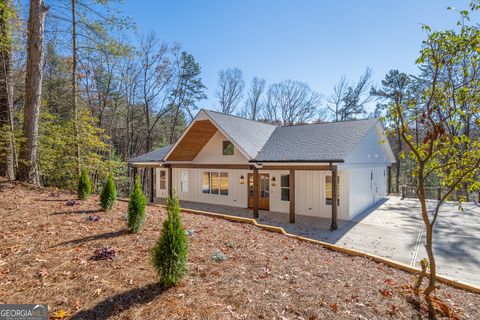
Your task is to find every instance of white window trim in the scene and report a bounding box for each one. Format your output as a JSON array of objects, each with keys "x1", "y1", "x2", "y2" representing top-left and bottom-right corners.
[
  {"x1": 181, "y1": 171, "x2": 188, "y2": 192},
  {"x1": 202, "y1": 171, "x2": 229, "y2": 196},
  {"x1": 222, "y1": 141, "x2": 234, "y2": 156},
  {"x1": 280, "y1": 174, "x2": 290, "y2": 202},
  {"x1": 159, "y1": 170, "x2": 166, "y2": 190}
]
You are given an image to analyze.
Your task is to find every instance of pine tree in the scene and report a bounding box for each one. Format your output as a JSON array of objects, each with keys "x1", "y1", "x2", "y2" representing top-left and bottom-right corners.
[
  {"x1": 100, "y1": 173, "x2": 117, "y2": 211},
  {"x1": 77, "y1": 168, "x2": 91, "y2": 200},
  {"x1": 127, "y1": 177, "x2": 146, "y2": 233},
  {"x1": 151, "y1": 192, "x2": 188, "y2": 287}
]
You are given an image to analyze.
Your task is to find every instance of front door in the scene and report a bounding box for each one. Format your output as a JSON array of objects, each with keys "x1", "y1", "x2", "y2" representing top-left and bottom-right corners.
[{"x1": 248, "y1": 173, "x2": 270, "y2": 210}]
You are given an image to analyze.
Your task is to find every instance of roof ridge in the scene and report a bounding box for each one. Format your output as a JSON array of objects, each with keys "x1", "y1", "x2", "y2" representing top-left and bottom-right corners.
[
  {"x1": 203, "y1": 109, "x2": 278, "y2": 127},
  {"x1": 277, "y1": 117, "x2": 379, "y2": 128},
  {"x1": 204, "y1": 109, "x2": 378, "y2": 128}
]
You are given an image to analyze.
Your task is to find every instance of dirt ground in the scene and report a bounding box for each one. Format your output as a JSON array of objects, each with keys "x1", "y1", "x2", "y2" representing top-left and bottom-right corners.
[{"x1": 0, "y1": 181, "x2": 479, "y2": 319}]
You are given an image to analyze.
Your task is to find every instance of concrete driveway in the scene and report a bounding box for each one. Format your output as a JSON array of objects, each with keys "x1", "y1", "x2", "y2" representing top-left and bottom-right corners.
[{"x1": 288, "y1": 197, "x2": 480, "y2": 286}]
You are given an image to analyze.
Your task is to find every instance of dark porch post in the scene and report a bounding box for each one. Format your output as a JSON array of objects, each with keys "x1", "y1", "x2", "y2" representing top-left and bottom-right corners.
[
  {"x1": 132, "y1": 166, "x2": 138, "y2": 184},
  {"x1": 253, "y1": 166, "x2": 259, "y2": 218},
  {"x1": 387, "y1": 165, "x2": 392, "y2": 195},
  {"x1": 167, "y1": 165, "x2": 173, "y2": 198},
  {"x1": 149, "y1": 167, "x2": 155, "y2": 203},
  {"x1": 330, "y1": 164, "x2": 338, "y2": 231},
  {"x1": 289, "y1": 169, "x2": 295, "y2": 223}
]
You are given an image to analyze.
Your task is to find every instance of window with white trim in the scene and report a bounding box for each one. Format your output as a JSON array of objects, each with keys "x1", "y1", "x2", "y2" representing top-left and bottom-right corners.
[
  {"x1": 181, "y1": 171, "x2": 188, "y2": 192},
  {"x1": 202, "y1": 171, "x2": 228, "y2": 196},
  {"x1": 280, "y1": 174, "x2": 290, "y2": 201},
  {"x1": 159, "y1": 170, "x2": 166, "y2": 189},
  {"x1": 202, "y1": 172, "x2": 210, "y2": 194},
  {"x1": 222, "y1": 141, "x2": 234, "y2": 156}
]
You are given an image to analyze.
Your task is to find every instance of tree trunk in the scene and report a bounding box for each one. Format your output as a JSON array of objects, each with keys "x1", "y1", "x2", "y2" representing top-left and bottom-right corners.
[
  {"x1": 417, "y1": 173, "x2": 436, "y2": 296},
  {"x1": 126, "y1": 99, "x2": 131, "y2": 161},
  {"x1": 0, "y1": 0, "x2": 15, "y2": 180},
  {"x1": 395, "y1": 128, "x2": 402, "y2": 193},
  {"x1": 72, "y1": 0, "x2": 81, "y2": 177},
  {"x1": 17, "y1": 0, "x2": 48, "y2": 184},
  {"x1": 169, "y1": 106, "x2": 180, "y2": 145}
]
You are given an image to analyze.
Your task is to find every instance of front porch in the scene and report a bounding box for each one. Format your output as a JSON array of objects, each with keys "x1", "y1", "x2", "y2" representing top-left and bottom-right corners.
[{"x1": 154, "y1": 198, "x2": 350, "y2": 235}]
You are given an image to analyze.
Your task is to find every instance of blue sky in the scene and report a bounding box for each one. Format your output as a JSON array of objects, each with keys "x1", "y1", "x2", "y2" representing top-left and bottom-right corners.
[{"x1": 119, "y1": 0, "x2": 468, "y2": 112}]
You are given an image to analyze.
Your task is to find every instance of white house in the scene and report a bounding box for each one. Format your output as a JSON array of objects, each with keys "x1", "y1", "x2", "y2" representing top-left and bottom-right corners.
[{"x1": 128, "y1": 109, "x2": 395, "y2": 229}]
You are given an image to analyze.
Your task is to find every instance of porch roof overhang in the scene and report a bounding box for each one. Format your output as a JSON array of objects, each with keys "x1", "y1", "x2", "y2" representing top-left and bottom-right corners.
[
  {"x1": 161, "y1": 161, "x2": 341, "y2": 171},
  {"x1": 250, "y1": 159, "x2": 345, "y2": 163},
  {"x1": 129, "y1": 162, "x2": 162, "y2": 168}
]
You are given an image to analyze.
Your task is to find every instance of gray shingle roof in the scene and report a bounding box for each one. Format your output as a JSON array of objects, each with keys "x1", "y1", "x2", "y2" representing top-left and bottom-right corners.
[
  {"x1": 127, "y1": 145, "x2": 172, "y2": 163},
  {"x1": 128, "y1": 110, "x2": 381, "y2": 164},
  {"x1": 204, "y1": 110, "x2": 277, "y2": 159},
  {"x1": 254, "y1": 118, "x2": 379, "y2": 162}
]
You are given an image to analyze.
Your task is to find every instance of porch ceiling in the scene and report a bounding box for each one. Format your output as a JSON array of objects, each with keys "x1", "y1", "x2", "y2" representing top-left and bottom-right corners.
[{"x1": 166, "y1": 120, "x2": 218, "y2": 161}]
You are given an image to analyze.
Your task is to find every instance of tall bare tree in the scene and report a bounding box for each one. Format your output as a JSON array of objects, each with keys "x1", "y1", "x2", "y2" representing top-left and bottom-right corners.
[
  {"x1": 17, "y1": 0, "x2": 48, "y2": 183},
  {"x1": 119, "y1": 55, "x2": 141, "y2": 161},
  {"x1": 216, "y1": 67, "x2": 244, "y2": 114},
  {"x1": 327, "y1": 67, "x2": 373, "y2": 121},
  {"x1": 0, "y1": 0, "x2": 15, "y2": 179},
  {"x1": 264, "y1": 79, "x2": 320, "y2": 125},
  {"x1": 241, "y1": 76, "x2": 265, "y2": 120},
  {"x1": 71, "y1": 0, "x2": 81, "y2": 176},
  {"x1": 138, "y1": 33, "x2": 175, "y2": 153}
]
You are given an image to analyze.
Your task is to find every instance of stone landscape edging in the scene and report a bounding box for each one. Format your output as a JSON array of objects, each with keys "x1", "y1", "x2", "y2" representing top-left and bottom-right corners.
[{"x1": 133, "y1": 200, "x2": 480, "y2": 295}]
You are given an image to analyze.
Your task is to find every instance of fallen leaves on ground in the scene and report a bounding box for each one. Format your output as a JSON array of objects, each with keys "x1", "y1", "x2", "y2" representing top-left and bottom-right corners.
[{"x1": 0, "y1": 180, "x2": 478, "y2": 319}]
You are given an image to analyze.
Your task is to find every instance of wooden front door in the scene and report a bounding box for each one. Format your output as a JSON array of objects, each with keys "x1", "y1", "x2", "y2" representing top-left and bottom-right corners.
[{"x1": 248, "y1": 173, "x2": 270, "y2": 210}]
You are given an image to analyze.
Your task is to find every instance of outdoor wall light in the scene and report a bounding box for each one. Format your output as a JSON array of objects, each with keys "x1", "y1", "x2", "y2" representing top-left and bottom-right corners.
[
  {"x1": 271, "y1": 177, "x2": 276, "y2": 186},
  {"x1": 239, "y1": 175, "x2": 245, "y2": 184}
]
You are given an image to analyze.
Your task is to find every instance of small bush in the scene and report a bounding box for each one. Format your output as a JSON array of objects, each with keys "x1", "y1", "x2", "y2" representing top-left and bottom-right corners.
[
  {"x1": 127, "y1": 178, "x2": 146, "y2": 233},
  {"x1": 100, "y1": 173, "x2": 117, "y2": 211},
  {"x1": 211, "y1": 251, "x2": 227, "y2": 262},
  {"x1": 86, "y1": 215, "x2": 101, "y2": 221},
  {"x1": 77, "y1": 169, "x2": 91, "y2": 200},
  {"x1": 151, "y1": 192, "x2": 188, "y2": 287},
  {"x1": 66, "y1": 199, "x2": 80, "y2": 206},
  {"x1": 92, "y1": 246, "x2": 116, "y2": 260}
]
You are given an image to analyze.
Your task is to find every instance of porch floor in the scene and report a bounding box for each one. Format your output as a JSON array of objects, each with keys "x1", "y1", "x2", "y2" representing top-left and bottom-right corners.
[{"x1": 154, "y1": 198, "x2": 350, "y2": 237}]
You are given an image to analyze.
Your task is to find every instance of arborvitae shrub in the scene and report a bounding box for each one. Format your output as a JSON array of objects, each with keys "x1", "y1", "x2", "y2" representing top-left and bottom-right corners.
[
  {"x1": 77, "y1": 169, "x2": 91, "y2": 200},
  {"x1": 151, "y1": 192, "x2": 188, "y2": 287},
  {"x1": 127, "y1": 178, "x2": 146, "y2": 233},
  {"x1": 100, "y1": 173, "x2": 117, "y2": 211}
]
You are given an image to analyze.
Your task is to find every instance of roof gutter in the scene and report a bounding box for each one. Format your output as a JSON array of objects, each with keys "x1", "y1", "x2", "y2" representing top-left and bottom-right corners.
[{"x1": 249, "y1": 159, "x2": 344, "y2": 163}]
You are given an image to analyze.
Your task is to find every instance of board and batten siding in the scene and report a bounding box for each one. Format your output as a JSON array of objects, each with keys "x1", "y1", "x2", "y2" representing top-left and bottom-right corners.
[
  {"x1": 192, "y1": 130, "x2": 249, "y2": 164},
  {"x1": 264, "y1": 170, "x2": 290, "y2": 214},
  {"x1": 172, "y1": 168, "x2": 249, "y2": 208},
  {"x1": 348, "y1": 165, "x2": 387, "y2": 218},
  {"x1": 345, "y1": 123, "x2": 392, "y2": 165},
  {"x1": 294, "y1": 170, "x2": 349, "y2": 220}
]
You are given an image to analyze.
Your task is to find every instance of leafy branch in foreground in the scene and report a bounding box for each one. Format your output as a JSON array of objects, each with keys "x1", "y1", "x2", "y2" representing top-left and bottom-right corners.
[{"x1": 384, "y1": 2, "x2": 480, "y2": 297}]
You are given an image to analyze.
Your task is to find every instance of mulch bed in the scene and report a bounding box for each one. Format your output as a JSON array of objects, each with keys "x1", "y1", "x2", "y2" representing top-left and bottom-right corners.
[{"x1": 0, "y1": 180, "x2": 479, "y2": 319}]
